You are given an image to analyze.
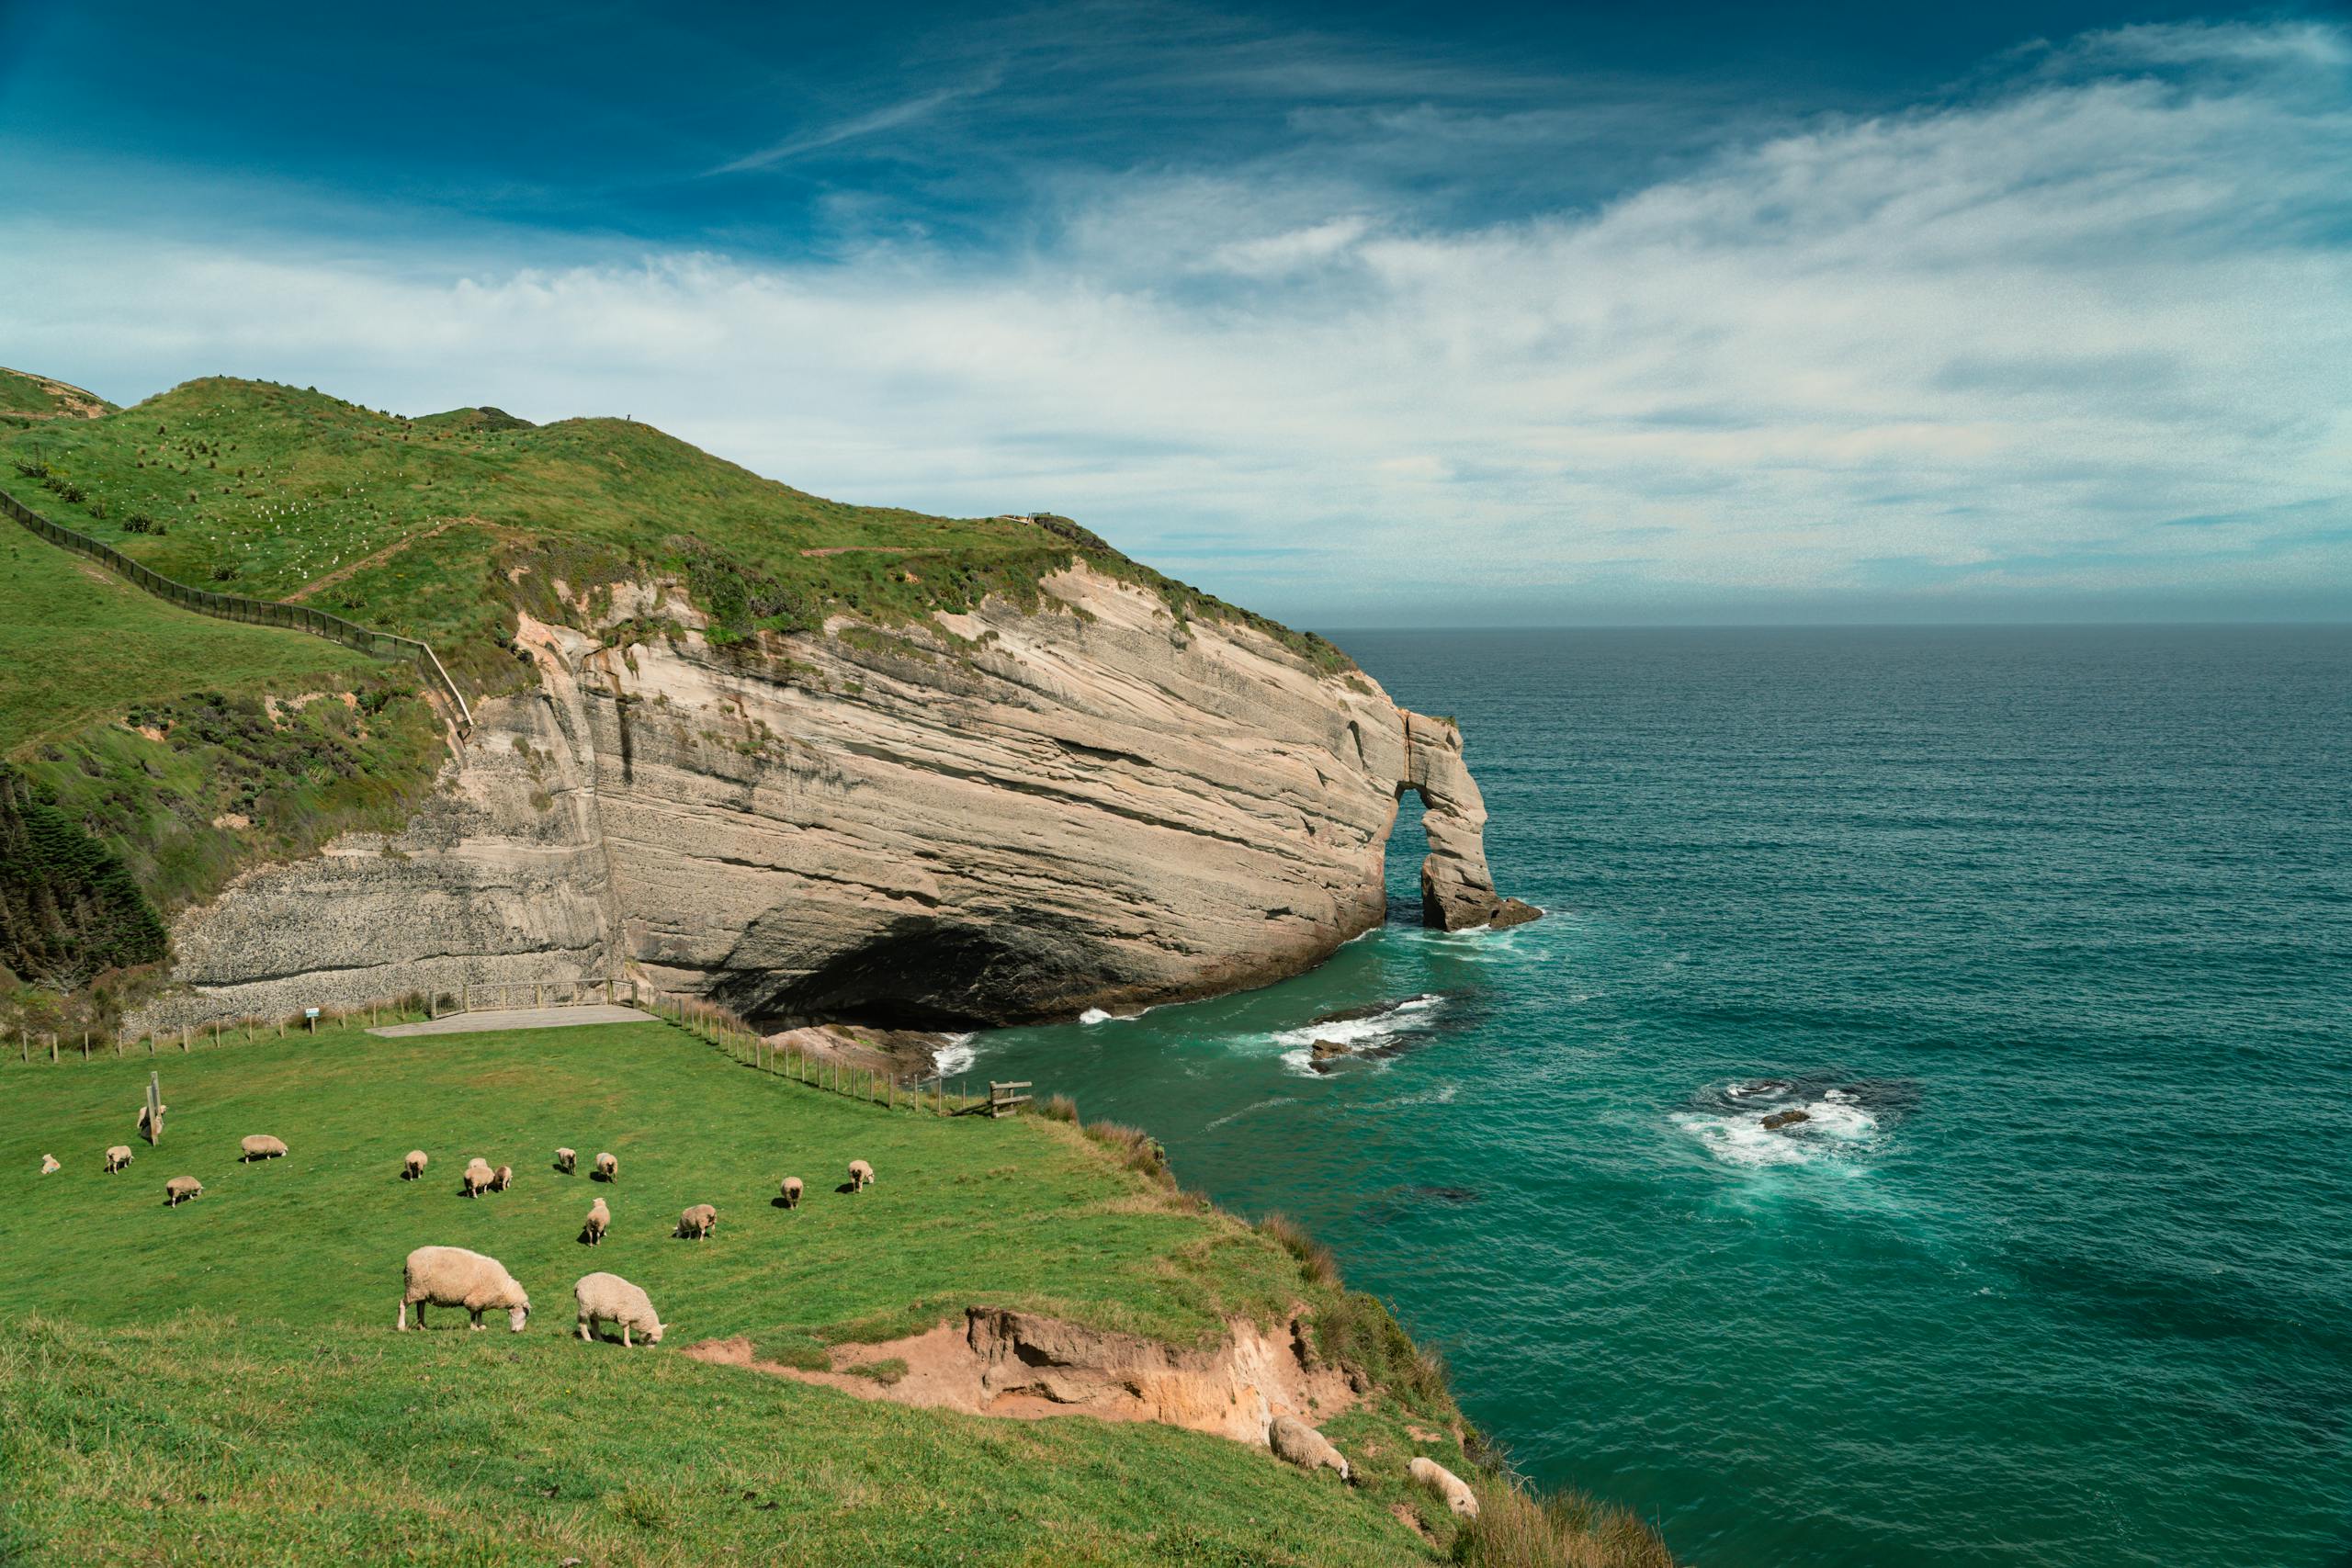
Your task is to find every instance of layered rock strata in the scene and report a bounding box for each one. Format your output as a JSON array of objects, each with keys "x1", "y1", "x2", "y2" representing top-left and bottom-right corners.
[{"x1": 136, "y1": 564, "x2": 1533, "y2": 1032}]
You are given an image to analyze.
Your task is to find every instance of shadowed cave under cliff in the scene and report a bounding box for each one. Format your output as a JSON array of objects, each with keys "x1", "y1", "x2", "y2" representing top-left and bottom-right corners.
[{"x1": 709, "y1": 787, "x2": 1449, "y2": 1034}]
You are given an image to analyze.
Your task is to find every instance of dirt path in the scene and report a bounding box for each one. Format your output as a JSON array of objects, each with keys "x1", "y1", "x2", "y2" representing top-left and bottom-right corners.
[{"x1": 287, "y1": 517, "x2": 462, "y2": 602}]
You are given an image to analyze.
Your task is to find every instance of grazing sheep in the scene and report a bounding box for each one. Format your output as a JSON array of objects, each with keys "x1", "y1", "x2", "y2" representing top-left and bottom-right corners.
[
  {"x1": 582, "y1": 1196, "x2": 609, "y2": 1246},
  {"x1": 164, "y1": 1176, "x2": 203, "y2": 1208},
  {"x1": 397, "y1": 1245, "x2": 531, "y2": 1333},
  {"x1": 554, "y1": 1147, "x2": 576, "y2": 1174},
  {"x1": 491, "y1": 1164, "x2": 514, "y2": 1192},
  {"x1": 573, "y1": 1271, "x2": 664, "y2": 1347},
  {"x1": 780, "y1": 1176, "x2": 803, "y2": 1209},
  {"x1": 104, "y1": 1145, "x2": 133, "y2": 1173},
  {"x1": 674, "y1": 1202, "x2": 718, "y2": 1240},
  {"x1": 136, "y1": 1102, "x2": 168, "y2": 1141},
  {"x1": 1268, "y1": 1414, "x2": 1351, "y2": 1483},
  {"x1": 847, "y1": 1158, "x2": 875, "y2": 1190},
  {"x1": 593, "y1": 1151, "x2": 617, "y2": 1182},
  {"x1": 240, "y1": 1134, "x2": 288, "y2": 1162},
  {"x1": 462, "y1": 1158, "x2": 494, "y2": 1199},
  {"x1": 40, "y1": 1154, "x2": 60, "y2": 1175},
  {"x1": 402, "y1": 1149, "x2": 428, "y2": 1181},
  {"x1": 1408, "y1": 1457, "x2": 1479, "y2": 1520}
]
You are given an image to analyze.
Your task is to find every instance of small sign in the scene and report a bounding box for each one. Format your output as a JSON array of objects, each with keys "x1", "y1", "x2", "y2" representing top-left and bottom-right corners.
[{"x1": 304, "y1": 1008, "x2": 321, "y2": 1019}]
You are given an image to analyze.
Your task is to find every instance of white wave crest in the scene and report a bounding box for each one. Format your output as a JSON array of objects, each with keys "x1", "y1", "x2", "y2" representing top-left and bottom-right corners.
[
  {"x1": 932, "y1": 1034, "x2": 978, "y2": 1076},
  {"x1": 1676, "y1": 1088, "x2": 1882, "y2": 1168}
]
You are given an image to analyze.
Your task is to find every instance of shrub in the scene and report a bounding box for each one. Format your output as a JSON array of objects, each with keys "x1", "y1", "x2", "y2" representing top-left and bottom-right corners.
[
  {"x1": 1040, "y1": 1093, "x2": 1079, "y2": 1123},
  {"x1": 1451, "y1": 1476, "x2": 1675, "y2": 1568},
  {"x1": 1312, "y1": 1289, "x2": 1451, "y2": 1415},
  {"x1": 1256, "y1": 1212, "x2": 1339, "y2": 1289},
  {"x1": 1081, "y1": 1120, "x2": 1175, "y2": 1188}
]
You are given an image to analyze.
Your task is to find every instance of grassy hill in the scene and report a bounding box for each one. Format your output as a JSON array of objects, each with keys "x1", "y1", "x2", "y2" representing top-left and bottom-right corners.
[
  {"x1": 0, "y1": 1018, "x2": 1668, "y2": 1566},
  {"x1": 0, "y1": 367, "x2": 115, "y2": 429},
  {"x1": 0, "y1": 371, "x2": 1349, "y2": 701}
]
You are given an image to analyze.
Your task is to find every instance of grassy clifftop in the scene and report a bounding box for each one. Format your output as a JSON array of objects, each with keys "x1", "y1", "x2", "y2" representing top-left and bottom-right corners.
[
  {"x1": 0, "y1": 372, "x2": 1351, "y2": 700},
  {"x1": 0, "y1": 1019, "x2": 1668, "y2": 1566}
]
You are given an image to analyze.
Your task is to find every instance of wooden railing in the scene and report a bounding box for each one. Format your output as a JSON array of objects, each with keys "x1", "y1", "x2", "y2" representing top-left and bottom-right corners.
[{"x1": 0, "y1": 485, "x2": 473, "y2": 731}]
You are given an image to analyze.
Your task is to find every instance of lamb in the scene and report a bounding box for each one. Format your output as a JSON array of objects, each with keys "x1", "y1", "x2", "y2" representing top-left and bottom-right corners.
[
  {"x1": 779, "y1": 1176, "x2": 803, "y2": 1209},
  {"x1": 582, "y1": 1196, "x2": 609, "y2": 1246},
  {"x1": 847, "y1": 1158, "x2": 875, "y2": 1190},
  {"x1": 593, "y1": 1151, "x2": 617, "y2": 1182},
  {"x1": 573, "y1": 1270, "x2": 664, "y2": 1347},
  {"x1": 554, "y1": 1147, "x2": 576, "y2": 1174},
  {"x1": 673, "y1": 1202, "x2": 718, "y2": 1240},
  {"x1": 397, "y1": 1245, "x2": 531, "y2": 1332},
  {"x1": 40, "y1": 1154, "x2": 59, "y2": 1175},
  {"x1": 402, "y1": 1149, "x2": 428, "y2": 1181},
  {"x1": 491, "y1": 1164, "x2": 514, "y2": 1192},
  {"x1": 105, "y1": 1145, "x2": 133, "y2": 1173},
  {"x1": 1268, "y1": 1413, "x2": 1351, "y2": 1483},
  {"x1": 1408, "y1": 1457, "x2": 1479, "y2": 1520},
  {"x1": 462, "y1": 1158, "x2": 494, "y2": 1198},
  {"x1": 241, "y1": 1134, "x2": 288, "y2": 1162},
  {"x1": 164, "y1": 1176, "x2": 203, "y2": 1207}
]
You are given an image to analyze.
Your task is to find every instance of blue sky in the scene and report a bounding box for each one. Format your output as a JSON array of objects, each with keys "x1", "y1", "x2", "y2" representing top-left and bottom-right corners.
[{"x1": 3, "y1": 1, "x2": 2347, "y2": 625}]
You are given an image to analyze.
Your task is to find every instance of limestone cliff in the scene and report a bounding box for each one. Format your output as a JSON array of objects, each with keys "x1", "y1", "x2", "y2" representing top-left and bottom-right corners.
[{"x1": 138, "y1": 565, "x2": 1532, "y2": 1032}]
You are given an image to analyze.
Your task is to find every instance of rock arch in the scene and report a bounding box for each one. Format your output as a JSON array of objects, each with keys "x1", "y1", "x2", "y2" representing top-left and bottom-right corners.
[{"x1": 1395, "y1": 711, "x2": 1542, "y2": 931}]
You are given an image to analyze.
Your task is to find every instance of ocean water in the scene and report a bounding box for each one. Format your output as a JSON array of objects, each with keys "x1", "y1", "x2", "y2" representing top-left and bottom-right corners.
[{"x1": 967, "y1": 626, "x2": 2352, "y2": 1567}]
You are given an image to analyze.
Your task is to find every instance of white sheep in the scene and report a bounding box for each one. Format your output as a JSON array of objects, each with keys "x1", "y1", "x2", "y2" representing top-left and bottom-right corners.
[
  {"x1": 402, "y1": 1149, "x2": 428, "y2": 1181},
  {"x1": 397, "y1": 1245, "x2": 530, "y2": 1332},
  {"x1": 1408, "y1": 1457, "x2": 1479, "y2": 1520},
  {"x1": 137, "y1": 1101, "x2": 168, "y2": 1141},
  {"x1": 594, "y1": 1151, "x2": 617, "y2": 1182},
  {"x1": 105, "y1": 1145, "x2": 133, "y2": 1173},
  {"x1": 847, "y1": 1158, "x2": 875, "y2": 1190},
  {"x1": 554, "y1": 1147, "x2": 576, "y2": 1174},
  {"x1": 574, "y1": 1270, "x2": 664, "y2": 1347},
  {"x1": 582, "y1": 1196, "x2": 609, "y2": 1246},
  {"x1": 1268, "y1": 1413, "x2": 1351, "y2": 1482},
  {"x1": 40, "y1": 1154, "x2": 59, "y2": 1175},
  {"x1": 164, "y1": 1176, "x2": 203, "y2": 1207},
  {"x1": 462, "y1": 1158, "x2": 494, "y2": 1199},
  {"x1": 241, "y1": 1134, "x2": 288, "y2": 1162},
  {"x1": 491, "y1": 1164, "x2": 514, "y2": 1192},
  {"x1": 780, "y1": 1176, "x2": 803, "y2": 1209},
  {"x1": 674, "y1": 1202, "x2": 718, "y2": 1240}
]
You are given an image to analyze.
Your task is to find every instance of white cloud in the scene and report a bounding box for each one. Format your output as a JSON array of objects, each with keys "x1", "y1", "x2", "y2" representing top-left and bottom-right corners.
[{"x1": 4, "y1": 21, "x2": 2346, "y2": 621}]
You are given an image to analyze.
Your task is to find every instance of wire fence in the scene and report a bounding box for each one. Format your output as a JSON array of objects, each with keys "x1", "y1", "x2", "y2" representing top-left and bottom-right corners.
[{"x1": 0, "y1": 484, "x2": 473, "y2": 730}]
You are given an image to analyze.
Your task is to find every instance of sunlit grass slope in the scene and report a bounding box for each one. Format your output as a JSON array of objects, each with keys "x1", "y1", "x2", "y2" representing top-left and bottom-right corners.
[
  {"x1": 0, "y1": 374, "x2": 1349, "y2": 701},
  {"x1": 0, "y1": 1019, "x2": 1486, "y2": 1566}
]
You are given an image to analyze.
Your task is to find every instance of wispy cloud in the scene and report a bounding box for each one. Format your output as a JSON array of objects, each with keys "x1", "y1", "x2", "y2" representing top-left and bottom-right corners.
[
  {"x1": 5, "y1": 20, "x2": 2348, "y2": 624},
  {"x1": 710, "y1": 75, "x2": 1001, "y2": 175}
]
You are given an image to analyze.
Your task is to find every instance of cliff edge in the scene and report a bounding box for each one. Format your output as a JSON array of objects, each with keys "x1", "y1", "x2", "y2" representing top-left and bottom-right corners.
[{"x1": 145, "y1": 561, "x2": 1532, "y2": 1030}]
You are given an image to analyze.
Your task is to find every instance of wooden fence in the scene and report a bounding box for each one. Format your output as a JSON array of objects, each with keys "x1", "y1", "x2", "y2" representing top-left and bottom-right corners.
[
  {"x1": 0, "y1": 484, "x2": 473, "y2": 731},
  {"x1": 639, "y1": 987, "x2": 1021, "y2": 1118},
  {"x1": 9, "y1": 978, "x2": 1036, "y2": 1121}
]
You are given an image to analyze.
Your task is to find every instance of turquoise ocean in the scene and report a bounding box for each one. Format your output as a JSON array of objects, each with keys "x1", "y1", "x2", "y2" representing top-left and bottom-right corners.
[{"x1": 967, "y1": 626, "x2": 2351, "y2": 1568}]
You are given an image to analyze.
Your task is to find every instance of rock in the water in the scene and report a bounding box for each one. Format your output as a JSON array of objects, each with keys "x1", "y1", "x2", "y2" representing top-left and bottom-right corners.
[
  {"x1": 1310, "y1": 1039, "x2": 1349, "y2": 1061},
  {"x1": 1762, "y1": 1110, "x2": 1812, "y2": 1131},
  {"x1": 1485, "y1": 897, "x2": 1544, "y2": 930}
]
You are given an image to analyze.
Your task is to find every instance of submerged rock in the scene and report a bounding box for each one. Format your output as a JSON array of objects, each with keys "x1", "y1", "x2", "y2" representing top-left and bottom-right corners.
[{"x1": 1761, "y1": 1110, "x2": 1812, "y2": 1132}]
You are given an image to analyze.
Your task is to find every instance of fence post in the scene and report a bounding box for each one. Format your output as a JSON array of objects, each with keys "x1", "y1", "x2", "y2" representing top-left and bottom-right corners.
[{"x1": 50, "y1": 1035, "x2": 58, "y2": 1065}]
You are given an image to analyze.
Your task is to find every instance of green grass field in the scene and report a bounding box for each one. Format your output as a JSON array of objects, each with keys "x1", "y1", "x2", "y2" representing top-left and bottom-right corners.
[
  {"x1": 0, "y1": 1018, "x2": 1510, "y2": 1566},
  {"x1": 0, "y1": 529, "x2": 379, "y2": 759}
]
